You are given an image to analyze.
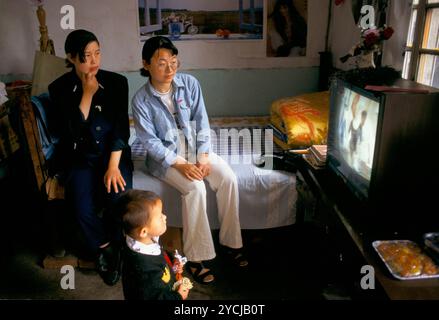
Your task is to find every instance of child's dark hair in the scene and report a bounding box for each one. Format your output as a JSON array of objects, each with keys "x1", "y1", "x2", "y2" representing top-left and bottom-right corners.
[
  {"x1": 64, "y1": 29, "x2": 99, "y2": 68},
  {"x1": 117, "y1": 190, "x2": 161, "y2": 236},
  {"x1": 140, "y1": 36, "x2": 178, "y2": 77}
]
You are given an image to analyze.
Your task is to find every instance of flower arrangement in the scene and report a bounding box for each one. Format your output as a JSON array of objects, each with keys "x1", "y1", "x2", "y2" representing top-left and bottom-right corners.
[{"x1": 340, "y1": 25, "x2": 394, "y2": 66}]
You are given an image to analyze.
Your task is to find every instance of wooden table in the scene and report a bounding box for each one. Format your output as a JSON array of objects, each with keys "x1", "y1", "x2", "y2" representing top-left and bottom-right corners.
[{"x1": 295, "y1": 156, "x2": 439, "y2": 300}]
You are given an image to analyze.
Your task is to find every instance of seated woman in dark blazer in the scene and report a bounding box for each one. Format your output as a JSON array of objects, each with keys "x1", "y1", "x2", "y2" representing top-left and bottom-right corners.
[{"x1": 48, "y1": 29, "x2": 133, "y2": 286}]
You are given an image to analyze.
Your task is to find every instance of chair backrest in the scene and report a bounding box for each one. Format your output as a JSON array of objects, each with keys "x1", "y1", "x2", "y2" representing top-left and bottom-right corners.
[
  {"x1": 16, "y1": 51, "x2": 68, "y2": 196},
  {"x1": 7, "y1": 84, "x2": 46, "y2": 191}
]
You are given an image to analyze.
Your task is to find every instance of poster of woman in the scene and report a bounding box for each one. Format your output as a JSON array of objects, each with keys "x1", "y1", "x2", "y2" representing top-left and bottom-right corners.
[{"x1": 266, "y1": 0, "x2": 308, "y2": 57}]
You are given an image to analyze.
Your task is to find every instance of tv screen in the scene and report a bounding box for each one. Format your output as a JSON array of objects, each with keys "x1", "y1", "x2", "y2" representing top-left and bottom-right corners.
[
  {"x1": 328, "y1": 81, "x2": 380, "y2": 200},
  {"x1": 327, "y1": 77, "x2": 439, "y2": 227}
]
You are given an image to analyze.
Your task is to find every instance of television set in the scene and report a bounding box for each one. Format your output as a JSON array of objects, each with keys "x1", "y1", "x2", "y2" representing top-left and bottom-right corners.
[{"x1": 327, "y1": 77, "x2": 439, "y2": 226}]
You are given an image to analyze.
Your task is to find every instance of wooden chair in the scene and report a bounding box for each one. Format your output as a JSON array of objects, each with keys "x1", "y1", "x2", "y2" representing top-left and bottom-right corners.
[
  {"x1": 24, "y1": 4, "x2": 65, "y2": 194},
  {"x1": 14, "y1": 5, "x2": 94, "y2": 268}
]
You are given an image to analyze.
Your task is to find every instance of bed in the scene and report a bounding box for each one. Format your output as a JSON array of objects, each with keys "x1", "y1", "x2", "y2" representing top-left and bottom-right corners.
[{"x1": 131, "y1": 116, "x2": 297, "y2": 229}]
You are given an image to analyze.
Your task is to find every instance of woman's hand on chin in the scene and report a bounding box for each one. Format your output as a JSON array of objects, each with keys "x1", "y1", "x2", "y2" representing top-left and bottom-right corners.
[{"x1": 80, "y1": 72, "x2": 99, "y2": 97}]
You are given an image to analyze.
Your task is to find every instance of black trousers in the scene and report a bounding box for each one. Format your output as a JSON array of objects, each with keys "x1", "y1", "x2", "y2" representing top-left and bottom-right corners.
[{"x1": 64, "y1": 154, "x2": 133, "y2": 253}]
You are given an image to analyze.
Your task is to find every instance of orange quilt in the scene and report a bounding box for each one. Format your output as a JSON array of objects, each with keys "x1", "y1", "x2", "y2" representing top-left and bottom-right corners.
[{"x1": 270, "y1": 91, "x2": 330, "y2": 149}]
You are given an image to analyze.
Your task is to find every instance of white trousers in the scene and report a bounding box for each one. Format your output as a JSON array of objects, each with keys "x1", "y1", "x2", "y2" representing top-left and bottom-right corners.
[{"x1": 162, "y1": 152, "x2": 243, "y2": 261}]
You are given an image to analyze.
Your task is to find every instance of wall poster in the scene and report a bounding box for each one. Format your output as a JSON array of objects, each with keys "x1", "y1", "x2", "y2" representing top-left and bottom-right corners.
[
  {"x1": 139, "y1": 0, "x2": 263, "y2": 40},
  {"x1": 266, "y1": 0, "x2": 308, "y2": 57}
]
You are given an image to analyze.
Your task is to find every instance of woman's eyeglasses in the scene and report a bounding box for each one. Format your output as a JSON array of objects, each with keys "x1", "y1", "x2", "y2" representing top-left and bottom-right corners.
[{"x1": 156, "y1": 59, "x2": 180, "y2": 71}]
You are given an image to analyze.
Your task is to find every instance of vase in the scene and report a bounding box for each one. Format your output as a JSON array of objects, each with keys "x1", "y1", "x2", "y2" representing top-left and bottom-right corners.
[{"x1": 357, "y1": 51, "x2": 376, "y2": 69}]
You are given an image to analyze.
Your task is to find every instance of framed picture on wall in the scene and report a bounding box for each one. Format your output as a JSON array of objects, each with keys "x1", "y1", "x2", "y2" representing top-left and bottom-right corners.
[
  {"x1": 266, "y1": 0, "x2": 308, "y2": 57},
  {"x1": 138, "y1": 0, "x2": 263, "y2": 40}
]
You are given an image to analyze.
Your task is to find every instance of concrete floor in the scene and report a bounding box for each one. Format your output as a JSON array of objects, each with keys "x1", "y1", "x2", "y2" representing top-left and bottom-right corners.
[
  {"x1": 0, "y1": 225, "x2": 333, "y2": 300},
  {"x1": 0, "y1": 173, "x2": 334, "y2": 301}
]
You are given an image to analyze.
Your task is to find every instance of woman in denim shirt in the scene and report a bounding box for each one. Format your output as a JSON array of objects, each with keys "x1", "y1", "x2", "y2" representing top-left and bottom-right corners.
[{"x1": 132, "y1": 36, "x2": 248, "y2": 284}]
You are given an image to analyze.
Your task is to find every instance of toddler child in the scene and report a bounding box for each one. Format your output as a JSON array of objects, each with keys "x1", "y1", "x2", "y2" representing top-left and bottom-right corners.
[{"x1": 119, "y1": 189, "x2": 192, "y2": 300}]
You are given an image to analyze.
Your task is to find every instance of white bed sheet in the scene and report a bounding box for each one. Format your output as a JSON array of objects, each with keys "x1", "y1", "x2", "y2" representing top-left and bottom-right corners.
[{"x1": 132, "y1": 157, "x2": 297, "y2": 230}]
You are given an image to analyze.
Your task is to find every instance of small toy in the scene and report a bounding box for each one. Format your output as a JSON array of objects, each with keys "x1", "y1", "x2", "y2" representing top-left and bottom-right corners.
[
  {"x1": 171, "y1": 250, "x2": 193, "y2": 292},
  {"x1": 172, "y1": 250, "x2": 188, "y2": 281}
]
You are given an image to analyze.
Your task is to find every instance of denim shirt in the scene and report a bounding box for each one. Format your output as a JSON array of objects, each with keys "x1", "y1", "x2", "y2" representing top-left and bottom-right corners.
[{"x1": 132, "y1": 73, "x2": 211, "y2": 178}]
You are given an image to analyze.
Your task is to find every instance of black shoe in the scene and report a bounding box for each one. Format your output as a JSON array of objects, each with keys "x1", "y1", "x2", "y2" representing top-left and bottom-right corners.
[{"x1": 96, "y1": 244, "x2": 122, "y2": 286}]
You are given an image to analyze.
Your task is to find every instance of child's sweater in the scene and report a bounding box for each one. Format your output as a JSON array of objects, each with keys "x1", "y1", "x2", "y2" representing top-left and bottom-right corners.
[{"x1": 122, "y1": 243, "x2": 181, "y2": 300}]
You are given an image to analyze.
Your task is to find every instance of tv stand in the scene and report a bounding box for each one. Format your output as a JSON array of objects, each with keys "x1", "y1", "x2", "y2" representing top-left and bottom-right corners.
[{"x1": 295, "y1": 156, "x2": 439, "y2": 300}]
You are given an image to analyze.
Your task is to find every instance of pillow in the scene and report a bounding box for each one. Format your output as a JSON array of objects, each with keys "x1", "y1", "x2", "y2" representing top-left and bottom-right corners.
[
  {"x1": 270, "y1": 91, "x2": 330, "y2": 149},
  {"x1": 31, "y1": 51, "x2": 69, "y2": 96}
]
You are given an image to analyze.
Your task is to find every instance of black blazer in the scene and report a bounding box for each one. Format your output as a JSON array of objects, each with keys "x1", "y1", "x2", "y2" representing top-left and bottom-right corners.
[{"x1": 48, "y1": 69, "x2": 131, "y2": 172}]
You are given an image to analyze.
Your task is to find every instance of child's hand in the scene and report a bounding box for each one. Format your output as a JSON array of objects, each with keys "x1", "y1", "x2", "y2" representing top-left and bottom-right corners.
[
  {"x1": 177, "y1": 284, "x2": 189, "y2": 300},
  {"x1": 173, "y1": 277, "x2": 193, "y2": 299}
]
